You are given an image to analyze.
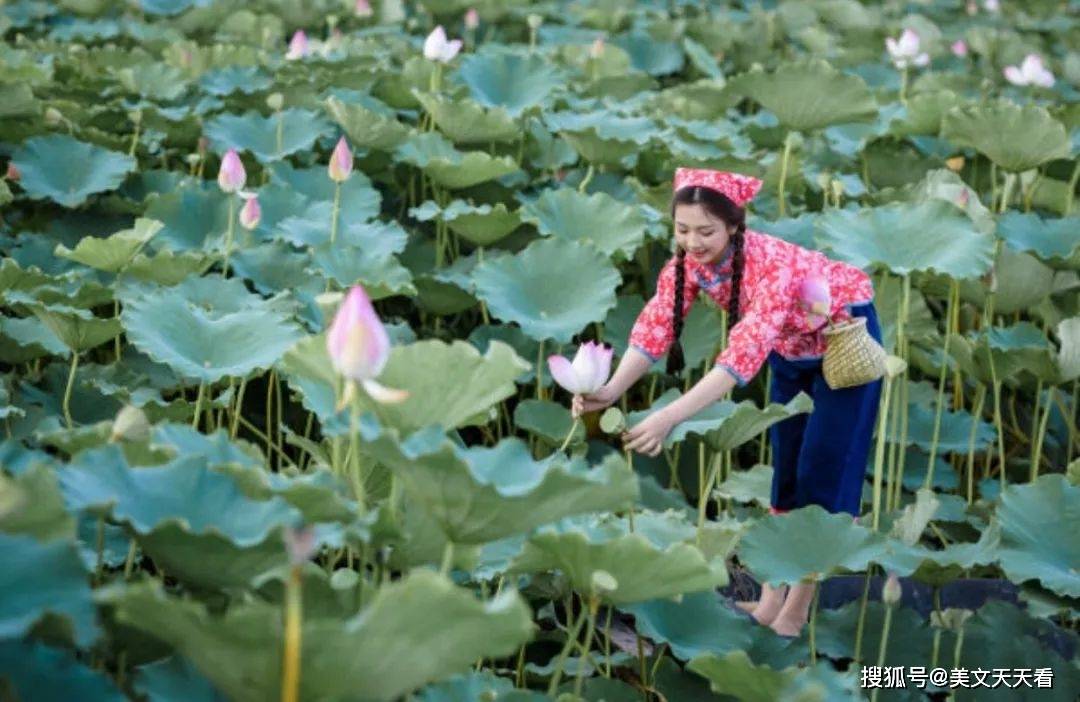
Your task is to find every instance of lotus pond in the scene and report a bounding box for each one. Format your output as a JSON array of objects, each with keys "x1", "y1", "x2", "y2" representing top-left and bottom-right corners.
[{"x1": 1, "y1": 0, "x2": 1079, "y2": 700}]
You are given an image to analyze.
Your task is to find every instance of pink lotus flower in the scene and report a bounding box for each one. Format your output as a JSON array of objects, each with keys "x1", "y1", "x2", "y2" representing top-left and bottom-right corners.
[
  {"x1": 5, "y1": 163, "x2": 19, "y2": 182},
  {"x1": 355, "y1": 0, "x2": 373, "y2": 18},
  {"x1": 286, "y1": 30, "x2": 309, "y2": 60},
  {"x1": 217, "y1": 149, "x2": 246, "y2": 193},
  {"x1": 548, "y1": 341, "x2": 613, "y2": 395},
  {"x1": 327, "y1": 286, "x2": 409, "y2": 404},
  {"x1": 951, "y1": 40, "x2": 968, "y2": 57},
  {"x1": 1003, "y1": 54, "x2": 1054, "y2": 87},
  {"x1": 423, "y1": 25, "x2": 463, "y2": 63},
  {"x1": 328, "y1": 136, "x2": 353, "y2": 183},
  {"x1": 238, "y1": 193, "x2": 261, "y2": 230},
  {"x1": 885, "y1": 29, "x2": 930, "y2": 70},
  {"x1": 983, "y1": 0, "x2": 1000, "y2": 12},
  {"x1": 589, "y1": 37, "x2": 605, "y2": 59},
  {"x1": 464, "y1": 8, "x2": 479, "y2": 30},
  {"x1": 798, "y1": 275, "x2": 832, "y2": 327}
]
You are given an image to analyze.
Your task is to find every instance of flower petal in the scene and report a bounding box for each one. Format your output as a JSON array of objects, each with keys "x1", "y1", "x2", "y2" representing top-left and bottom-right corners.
[
  {"x1": 548, "y1": 355, "x2": 582, "y2": 394},
  {"x1": 361, "y1": 379, "x2": 410, "y2": 404},
  {"x1": 1003, "y1": 65, "x2": 1024, "y2": 85}
]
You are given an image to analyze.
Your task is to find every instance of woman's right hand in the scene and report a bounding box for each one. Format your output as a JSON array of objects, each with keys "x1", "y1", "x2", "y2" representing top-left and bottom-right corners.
[{"x1": 572, "y1": 384, "x2": 618, "y2": 418}]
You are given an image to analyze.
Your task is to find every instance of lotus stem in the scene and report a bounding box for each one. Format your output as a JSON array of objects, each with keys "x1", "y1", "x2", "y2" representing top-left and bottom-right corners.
[
  {"x1": 869, "y1": 603, "x2": 895, "y2": 702},
  {"x1": 547, "y1": 597, "x2": 588, "y2": 695},
  {"x1": 430, "y1": 62, "x2": 443, "y2": 93},
  {"x1": 926, "y1": 279, "x2": 957, "y2": 489},
  {"x1": 966, "y1": 384, "x2": 987, "y2": 504},
  {"x1": 573, "y1": 596, "x2": 600, "y2": 697},
  {"x1": 696, "y1": 452, "x2": 723, "y2": 539},
  {"x1": 439, "y1": 541, "x2": 455, "y2": 576},
  {"x1": 892, "y1": 342, "x2": 910, "y2": 511},
  {"x1": 113, "y1": 299, "x2": 122, "y2": 361},
  {"x1": 62, "y1": 352, "x2": 80, "y2": 429},
  {"x1": 852, "y1": 569, "x2": 872, "y2": 666},
  {"x1": 94, "y1": 514, "x2": 105, "y2": 584},
  {"x1": 1030, "y1": 387, "x2": 1055, "y2": 483},
  {"x1": 536, "y1": 339, "x2": 545, "y2": 401},
  {"x1": 275, "y1": 371, "x2": 285, "y2": 470},
  {"x1": 281, "y1": 564, "x2": 302, "y2": 702},
  {"x1": 988, "y1": 357, "x2": 1006, "y2": 489},
  {"x1": 123, "y1": 540, "x2": 137, "y2": 579},
  {"x1": 759, "y1": 367, "x2": 771, "y2": 463},
  {"x1": 1064, "y1": 158, "x2": 1080, "y2": 215},
  {"x1": 222, "y1": 196, "x2": 236, "y2": 278},
  {"x1": 898, "y1": 67, "x2": 909, "y2": 105},
  {"x1": 329, "y1": 181, "x2": 342, "y2": 247},
  {"x1": 266, "y1": 369, "x2": 276, "y2": 462},
  {"x1": 349, "y1": 401, "x2": 366, "y2": 511},
  {"x1": 578, "y1": 164, "x2": 595, "y2": 193},
  {"x1": 128, "y1": 120, "x2": 140, "y2": 157},
  {"x1": 603, "y1": 607, "x2": 613, "y2": 677},
  {"x1": 515, "y1": 645, "x2": 526, "y2": 687},
  {"x1": 872, "y1": 373, "x2": 894, "y2": 531},
  {"x1": 778, "y1": 131, "x2": 794, "y2": 218},
  {"x1": 1069, "y1": 379, "x2": 1079, "y2": 462},
  {"x1": 558, "y1": 418, "x2": 580, "y2": 453},
  {"x1": 275, "y1": 110, "x2": 284, "y2": 157},
  {"x1": 230, "y1": 377, "x2": 248, "y2": 439},
  {"x1": 998, "y1": 171, "x2": 1016, "y2": 214},
  {"x1": 951, "y1": 624, "x2": 967, "y2": 675}
]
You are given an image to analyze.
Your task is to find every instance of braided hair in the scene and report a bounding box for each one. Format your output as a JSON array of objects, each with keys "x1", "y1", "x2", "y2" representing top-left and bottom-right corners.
[{"x1": 665, "y1": 186, "x2": 748, "y2": 375}]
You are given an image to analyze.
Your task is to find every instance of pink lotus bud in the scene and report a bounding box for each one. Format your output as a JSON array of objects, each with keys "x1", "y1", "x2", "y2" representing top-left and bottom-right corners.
[
  {"x1": 328, "y1": 136, "x2": 353, "y2": 183},
  {"x1": 283, "y1": 525, "x2": 317, "y2": 565},
  {"x1": 423, "y1": 25, "x2": 463, "y2": 63},
  {"x1": 464, "y1": 8, "x2": 479, "y2": 30},
  {"x1": 355, "y1": 0, "x2": 373, "y2": 18},
  {"x1": 548, "y1": 341, "x2": 613, "y2": 395},
  {"x1": 327, "y1": 286, "x2": 409, "y2": 404},
  {"x1": 1004, "y1": 54, "x2": 1054, "y2": 88},
  {"x1": 590, "y1": 37, "x2": 605, "y2": 59},
  {"x1": 5, "y1": 163, "x2": 19, "y2": 182},
  {"x1": 239, "y1": 193, "x2": 261, "y2": 230},
  {"x1": 216, "y1": 148, "x2": 246, "y2": 193},
  {"x1": 885, "y1": 29, "x2": 929, "y2": 70},
  {"x1": 951, "y1": 40, "x2": 968, "y2": 57},
  {"x1": 882, "y1": 572, "x2": 902, "y2": 606},
  {"x1": 286, "y1": 29, "x2": 309, "y2": 60}
]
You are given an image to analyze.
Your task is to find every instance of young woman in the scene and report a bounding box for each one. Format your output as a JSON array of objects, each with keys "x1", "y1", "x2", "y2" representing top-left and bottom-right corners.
[{"x1": 571, "y1": 168, "x2": 883, "y2": 637}]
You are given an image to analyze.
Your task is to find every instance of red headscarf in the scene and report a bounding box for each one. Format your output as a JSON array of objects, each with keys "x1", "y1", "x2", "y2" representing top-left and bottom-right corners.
[{"x1": 672, "y1": 168, "x2": 763, "y2": 207}]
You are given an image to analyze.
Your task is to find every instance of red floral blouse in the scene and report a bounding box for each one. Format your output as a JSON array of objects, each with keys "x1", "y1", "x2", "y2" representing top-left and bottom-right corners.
[{"x1": 628, "y1": 229, "x2": 875, "y2": 385}]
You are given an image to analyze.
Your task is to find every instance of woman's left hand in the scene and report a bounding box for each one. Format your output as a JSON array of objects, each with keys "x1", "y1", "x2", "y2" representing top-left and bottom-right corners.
[{"x1": 622, "y1": 410, "x2": 675, "y2": 457}]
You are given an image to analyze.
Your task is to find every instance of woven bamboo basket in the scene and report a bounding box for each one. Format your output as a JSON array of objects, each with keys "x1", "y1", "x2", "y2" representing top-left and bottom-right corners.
[{"x1": 822, "y1": 317, "x2": 887, "y2": 390}]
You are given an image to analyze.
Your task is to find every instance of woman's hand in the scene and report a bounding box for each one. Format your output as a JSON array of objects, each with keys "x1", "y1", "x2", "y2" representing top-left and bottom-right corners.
[
  {"x1": 622, "y1": 409, "x2": 675, "y2": 457},
  {"x1": 571, "y1": 384, "x2": 618, "y2": 418}
]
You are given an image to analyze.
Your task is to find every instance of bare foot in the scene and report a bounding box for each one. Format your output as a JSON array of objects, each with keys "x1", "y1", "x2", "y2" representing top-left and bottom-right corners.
[
  {"x1": 767, "y1": 581, "x2": 815, "y2": 637},
  {"x1": 769, "y1": 614, "x2": 805, "y2": 637},
  {"x1": 750, "y1": 584, "x2": 788, "y2": 626}
]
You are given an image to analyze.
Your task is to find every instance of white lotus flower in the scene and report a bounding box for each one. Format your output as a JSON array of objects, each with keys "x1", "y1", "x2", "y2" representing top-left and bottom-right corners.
[
  {"x1": 1003, "y1": 54, "x2": 1055, "y2": 88},
  {"x1": 547, "y1": 341, "x2": 613, "y2": 395},
  {"x1": 423, "y1": 25, "x2": 462, "y2": 63},
  {"x1": 885, "y1": 29, "x2": 930, "y2": 70}
]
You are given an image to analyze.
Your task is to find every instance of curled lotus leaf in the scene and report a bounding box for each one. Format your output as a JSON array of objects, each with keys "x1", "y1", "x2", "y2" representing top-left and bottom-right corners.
[
  {"x1": 203, "y1": 109, "x2": 333, "y2": 163},
  {"x1": 325, "y1": 95, "x2": 411, "y2": 151},
  {"x1": 413, "y1": 91, "x2": 520, "y2": 144},
  {"x1": 409, "y1": 199, "x2": 521, "y2": 246},
  {"x1": 520, "y1": 187, "x2": 647, "y2": 259},
  {"x1": 11, "y1": 135, "x2": 136, "y2": 208},
  {"x1": 456, "y1": 50, "x2": 567, "y2": 117},
  {"x1": 394, "y1": 132, "x2": 519, "y2": 189},
  {"x1": 942, "y1": 101, "x2": 1071, "y2": 173}
]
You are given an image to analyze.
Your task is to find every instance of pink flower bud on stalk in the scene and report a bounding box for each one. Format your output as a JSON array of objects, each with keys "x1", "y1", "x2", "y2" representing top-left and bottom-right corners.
[
  {"x1": 882, "y1": 572, "x2": 902, "y2": 606},
  {"x1": 286, "y1": 29, "x2": 309, "y2": 60},
  {"x1": 951, "y1": 40, "x2": 968, "y2": 57},
  {"x1": 423, "y1": 25, "x2": 463, "y2": 63},
  {"x1": 355, "y1": 0, "x2": 373, "y2": 18},
  {"x1": 590, "y1": 37, "x2": 605, "y2": 59},
  {"x1": 217, "y1": 148, "x2": 246, "y2": 193},
  {"x1": 328, "y1": 136, "x2": 353, "y2": 182},
  {"x1": 327, "y1": 286, "x2": 409, "y2": 405},
  {"x1": 238, "y1": 192, "x2": 261, "y2": 230},
  {"x1": 798, "y1": 275, "x2": 832, "y2": 329},
  {"x1": 885, "y1": 28, "x2": 929, "y2": 70},
  {"x1": 464, "y1": 8, "x2": 479, "y2": 30}
]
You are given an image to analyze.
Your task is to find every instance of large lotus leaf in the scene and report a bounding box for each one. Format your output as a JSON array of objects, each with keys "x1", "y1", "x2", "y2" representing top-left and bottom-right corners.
[
  {"x1": 110, "y1": 572, "x2": 533, "y2": 702},
  {"x1": 942, "y1": 101, "x2": 1071, "y2": 172},
  {"x1": 0, "y1": 533, "x2": 97, "y2": 647},
  {"x1": 325, "y1": 95, "x2": 411, "y2": 151},
  {"x1": 198, "y1": 65, "x2": 271, "y2": 95},
  {"x1": 513, "y1": 399, "x2": 584, "y2": 446},
  {"x1": 472, "y1": 238, "x2": 621, "y2": 343},
  {"x1": 612, "y1": 28, "x2": 684, "y2": 76},
  {"x1": 456, "y1": 50, "x2": 566, "y2": 117},
  {"x1": 738, "y1": 505, "x2": 887, "y2": 585},
  {"x1": 0, "y1": 464, "x2": 73, "y2": 541},
  {"x1": 509, "y1": 511, "x2": 728, "y2": 605},
  {"x1": 394, "y1": 132, "x2": 519, "y2": 189},
  {"x1": 28, "y1": 302, "x2": 122, "y2": 354},
  {"x1": 814, "y1": 600, "x2": 936, "y2": 670},
  {"x1": 309, "y1": 246, "x2": 416, "y2": 299},
  {"x1": 520, "y1": 187, "x2": 647, "y2": 259},
  {"x1": 413, "y1": 91, "x2": 520, "y2": 144},
  {"x1": 58, "y1": 445, "x2": 302, "y2": 546},
  {"x1": 409, "y1": 199, "x2": 521, "y2": 246},
  {"x1": 904, "y1": 169, "x2": 995, "y2": 236},
  {"x1": 997, "y1": 212, "x2": 1080, "y2": 263},
  {"x1": 112, "y1": 62, "x2": 189, "y2": 101},
  {"x1": 10, "y1": 135, "x2": 136, "y2": 207},
  {"x1": 0, "y1": 640, "x2": 126, "y2": 702},
  {"x1": 889, "y1": 90, "x2": 961, "y2": 137},
  {"x1": 624, "y1": 590, "x2": 760, "y2": 662},
  {"x1": 726, "y1": 59, "x2": 877, "y2": 132},
  {"x1": 688, "y1": 652, "x2": 860, "y2": 702},
  {"x1": 143, "y1": 185, "x2": 232, "y2": 252},
  {"x1": 203, "y1": 109, "x2": 333, "y2": 163},
  {"x1": 545, "y1": 110, "x2": 654, "y2": 168},
  {"x1": 416, "y1": 671, "x2": 545, "y2": 702},
  {"x1": 361, "y1": 421, "x2": 636, "y2": 543},
  {"x1": 120, "y1": 278, "x2": 304, "y2": 383},
  {"x1": 996, "y1": 475, "x2": 1080, "y2": 598},
  {"x1": 53, "y1": 218, "x2": 162, "y2": 273},
  {"x1": 816, "y1": 200, "x2": 995, "y2": 278},
  {"x1": 267, "y1": 162, "x2": 381, "y2": 225},
  {"x1": 715, "y1": 464, "x2": 774, "y2": 507},
  {"x1": 886, "y1": 402, "x2": 995, "y2": 453},
  {"x1": 133, "y1": 656, "x2": 227, "y2": 702}
]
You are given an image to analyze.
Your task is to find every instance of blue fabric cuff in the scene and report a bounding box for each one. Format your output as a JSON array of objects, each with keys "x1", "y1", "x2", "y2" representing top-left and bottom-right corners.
[
  {"x1": 630, "y1": 344, "x2": 660, "y2": 363},
  {"x1": 713, "y1": 362, "x2": 748, "y2": 387}
]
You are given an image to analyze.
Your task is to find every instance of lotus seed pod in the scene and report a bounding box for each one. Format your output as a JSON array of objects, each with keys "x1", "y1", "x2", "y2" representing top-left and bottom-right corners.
[
  {"x1": 44, "y1": 107, "x2": 63, "y2": 126},
  {"x1": 882, "y1": 572, "x2": 901, "y2": 606},
  {"x1": 266, "y1": 92, "x2": 284, "y2": 111},
  {"x1": 526, "y1": 13, "x2": 543, "y2": 30},
  {"x1": 111, "y1": 405, "x2": 150, "y2": 443}
]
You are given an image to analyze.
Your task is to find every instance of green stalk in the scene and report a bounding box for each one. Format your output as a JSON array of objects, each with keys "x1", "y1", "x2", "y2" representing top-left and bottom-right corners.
[
  {"x1": 1030, "y1": 387, "x2": 1055, "y2": 482},
  {"x1": 872, "y1": 373, "x2": 894, "y2": 531},
  {"x1": 966, "y1": 384, "x2": 987, "y2": 504},
  {"x1": 578, "y1": 163, "x2": 595, "y2": 193},
  {"x1": 988, "y1": 351, "x2": 1007, "y2": 489},
  {"x1": 1064, "y1": 157, "x2": 1080, "y2": 215},
  {"x1": 275, "y1": 111, "x2": 284, "y2": 157},
  {"x1": 898, "y1": 67, "x2": 909, "y2": 104},
  {"x1": 349, "y1": 399, "x2": 365, "y2": 511},
  {"x1": 573, "y1": 597, "x2": 600, "y2": 697},
  {"x1": 696, "y1": 452, "x2": 723, "y2": 540},
  {"x1": 222, "y1": 196, "x2": 236, "y2": 278},
  {"x1": 266, "y1": 370, "x2": 276, "y2": 464},
  {"x1": 892, "y1": 348, "x2": 910, "y2": 511},
  {"x1": 925, "y1": 280, "x2": 958, "y2": 489},
  {"x1": 852, "y1": 569, "x2": 873, "y2": 665},
  {"x1": 547, "y1": 598, "x2": 587, "y2": 695},
  {"x1": 603, "y1": 607, "x2": 613, "y2": 677},
  {"x1": 869, "y1": 604, "x2": 895, "y2": 702},
  {"x1": 281, "y1": 564, "x2": 302, "y2": 702},
  {"x1": 191, "y1": 380, "x2": 206, "y2": 430},
  {"x1": 440, "y1": 541, "x2": 455, "y2": 576},
  {"x1": 329, "y1": 181, "x2": 342, "y2": 247},
  {"x1": 113, "y1": 299, "x2": 122, "y2": 361},
  {"x1": 558, "y1": 418, "x2": 580, "y2": 453},
  {"x1": 62, "y1": 352, "x2": 80, "y2": 429},
  {"x1": 230, "y1": 377, "x2": 249, "y2": 439},
  {"x1": 777, "y1": 131, "x2": 795, "y2": 218},
  {"x1": 536, "y1": 339, "x2": 545, "y2": 400}
]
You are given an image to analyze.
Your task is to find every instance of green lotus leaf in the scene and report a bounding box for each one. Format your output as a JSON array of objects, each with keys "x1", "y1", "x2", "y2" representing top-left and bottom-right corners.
[
  {"x1": 143, "y1": 185, "x2": 232, "y2": 252},
  {"x1": 612, "y1": 28, "x2": 684, "y2": 76},
  {"x1": 199, "y1": 65, "x2": 272, "y2": 95},
  {"x1": 394, "y1": 132, "x2": 519, "y2": 189},
  {"x1": 416, "y1": 671, "x2": 543, "y2": 702},
  {"x1": 625, "y1": 590, "x2": 759, "y2": 662},
  {"x1": 906, "y1": 169, "x2": 995, "y2": 235},
  {"x1": 997, "y1": 475, "x2": 1080, "y2": 598},
  {"x1": 203, "y1": 109, "x2": 333, "y2": 163},
  {"x1": 267, "y1": 163, "x2": 381, "y2": 225},
  {"x1": 410, "y1": 199, "x2": 521, "y2": 246},
  {"x1": 28, "y1": 302, "x2": 122, "y2": 354},
  {"x1": 814, "y1": 600, "x2": 935, "y2": 670},
  {"x1": 889, "y1": 90, "x2": 960, "y2": 137},
  {"x1": 513, "y1": 399, "x2": 585, "y2": 446},
  {"x1": 0, "y1": 464, "x2": 74, "y2": 541},
  {"x1": 11, "y1": 135, "x2": 136, "y2": 207},
  {"x1": 545, "y1": 110, "x2": 654, "y2": 168},
  {"x1": 520, "y1": 188, "x2": 647, "y2": 259},
  {"x1": 133, "y1": 656, "x2": 226, "y2": 702},
  {"x1": 0, "y1": 640, "x2": 125, "y2": 702},
  {"x1": 413, "y1": 91, "x2": 520, "y2": 144},
  {"x1": 751, "y1": 213, "x2": 818, "y2": 249},
  {"x1": 325, "y1": 95, "x2": 411, "y2": 151},
  {"x1": 997, "y1": 212, "x2": 1080, "y2": 263},
  {"x1": 738, "y1": 505, "x2": 887, "y2": 585},
  {"x1": 509, "y1": 511, "x2": 728, "y2": 604},
  {"x1": 112, "y1": 62, "x2": 188, "y2": 101},
  {"x1": 726, "y1": 59, "x2": 877, "y2": 132},
  {"x1": 123, "y1": 249, "x2": 213, "y2": 285},
  {"x1": 54, "y1": 218, "x2": 162, "y2": 273},
  {"x1": 472, "y1": 238, "x2": 621, "y2": 344},
  {"x1": 109, "y1": 572, "x2": 533, "y2": 702},
  {"x1": 0, "y1": 315, "x2": 68, "y2": 362},
  {"x1": 309, "y1": 245, "x2": 415, "y2": 300},
  {"x1": 0, "y1": 533, "x2": 97, "y2": 647},
  {"x1": 816, "y1": 200, "x2": 996, "y2": 278},
  {"x1": 456, "y1": 50, "x2": 566, "y2": 117},
  {"x1": 942, "y1": 101, "x2": 1071, "y2": 172},
  {"x1": 359, "y1": 420, "x2": 637, "y2": 543},
  {"x1": 672, "y1": 303, "x2": 726, "y2": 376},
  {"x1": 715, "y1": 464, "x2": 774, "y2": 507},
  {"x1": 120, "y1": 277, "x2": 304, "y2": 383},
  {"x1": 887, "y1": 401, "x2": 995, "y2": 453}
]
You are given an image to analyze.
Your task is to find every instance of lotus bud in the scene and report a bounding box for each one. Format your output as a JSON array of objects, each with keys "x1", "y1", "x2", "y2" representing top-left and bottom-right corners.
[
  {"x1": 110, "y1": 405, "x2": 150, "y2": 443},
  {"x1": 1004, "y1": 54, "x2": 1055, "y2": 87},
  {"x1": 526, "y1": 13, "x2": 543, "y2": 30},
  {"x1": 882, "y1": 572, "x2": 901, "y2": 607},
  {"x1": 326, "y1": 285, "x2": 409, "y2": 404},
  {"x1": 5, "y1": 163, "x2": 19, "y2": 182},
  {"x1": 547, "y1": 341, "x2": 613, "y2": 395},
  {"x1": 326, "y1": 14, "x2": 339, "y2": 31},
  {"x1": 328, "y1": 136, "x2": 353, "y2": 183},
  {"x1": 589, "y1": 37, "x2": 604, "y2": 59},
  {"x1": 238, "y1": 192, "x2": 261, "y2": 230},
  {"x1": 128, "y1": 108, "x2": 142, "y2": 125},
  {"x1": 266, "y1": 92, "x2": 284, "y2": 111},
  {"x1": 464, "y1": 7, "x2": 479, "y2": 30},
  {"x1": 216, "y1": 148, "x2": 246, "y2": 193},
  {"x1": 355, "y1": 0, "x2": 373, "y2": 17},
  {"x1": 283, "y1": 525, "x2": 317, "y2": 565},
  {"x1": 885, "y1": 28, "x2": 930, "y2": 70},
  {"x1": 44, "y1": 107, "x2": 63, "y2": 126},
  {"x1": 423, "y1": 25, "x2": 463, "y2": 63},
  {"x1": 285, "y1": 29, "x2": 309, "y2": 60},
  {"x1": 951, "y1": 39, "x2": 968, "y2": 57}
]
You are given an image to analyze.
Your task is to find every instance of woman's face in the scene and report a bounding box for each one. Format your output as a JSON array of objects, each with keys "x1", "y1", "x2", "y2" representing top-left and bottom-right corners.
[{"x1": 673, "y1": 203, "x2": 732, "y2": 266}]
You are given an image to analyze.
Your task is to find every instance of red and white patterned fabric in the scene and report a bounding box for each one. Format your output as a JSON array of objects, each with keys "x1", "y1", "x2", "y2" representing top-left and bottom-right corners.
[
  {"x1": 673, "y1": 168, "x2": 763, "y2": 207},
  {"x1": 628, "y1": 230, "x2": 875, "y2": 385}
]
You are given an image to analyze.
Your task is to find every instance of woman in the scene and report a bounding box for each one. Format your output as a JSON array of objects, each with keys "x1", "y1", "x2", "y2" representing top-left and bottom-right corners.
[{"x1": 571, "y1": 168, "x2": 883, "y2": 636}]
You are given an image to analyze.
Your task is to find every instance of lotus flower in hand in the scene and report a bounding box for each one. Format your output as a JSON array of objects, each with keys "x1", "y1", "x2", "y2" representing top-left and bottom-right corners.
[
  {"x1": 548, "y1": 341, "x2": 613, "y2": 395},
  {"x1": 798, "y1": 275, "x2": 832, "y2": 329}
]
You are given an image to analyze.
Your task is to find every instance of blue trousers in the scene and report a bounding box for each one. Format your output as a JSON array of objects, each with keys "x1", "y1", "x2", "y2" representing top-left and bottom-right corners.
[{"x1": 767, "y1": 303, "x2": 883, "y2": 516}]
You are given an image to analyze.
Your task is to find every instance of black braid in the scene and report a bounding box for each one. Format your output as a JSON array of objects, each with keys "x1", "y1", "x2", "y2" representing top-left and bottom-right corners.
[
  {"x1": 665, "y1": 247, "x2": 688, "y2": 374},
  {"x1": 727, "y1": 222, "x2": 747, "y2": 327}
]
